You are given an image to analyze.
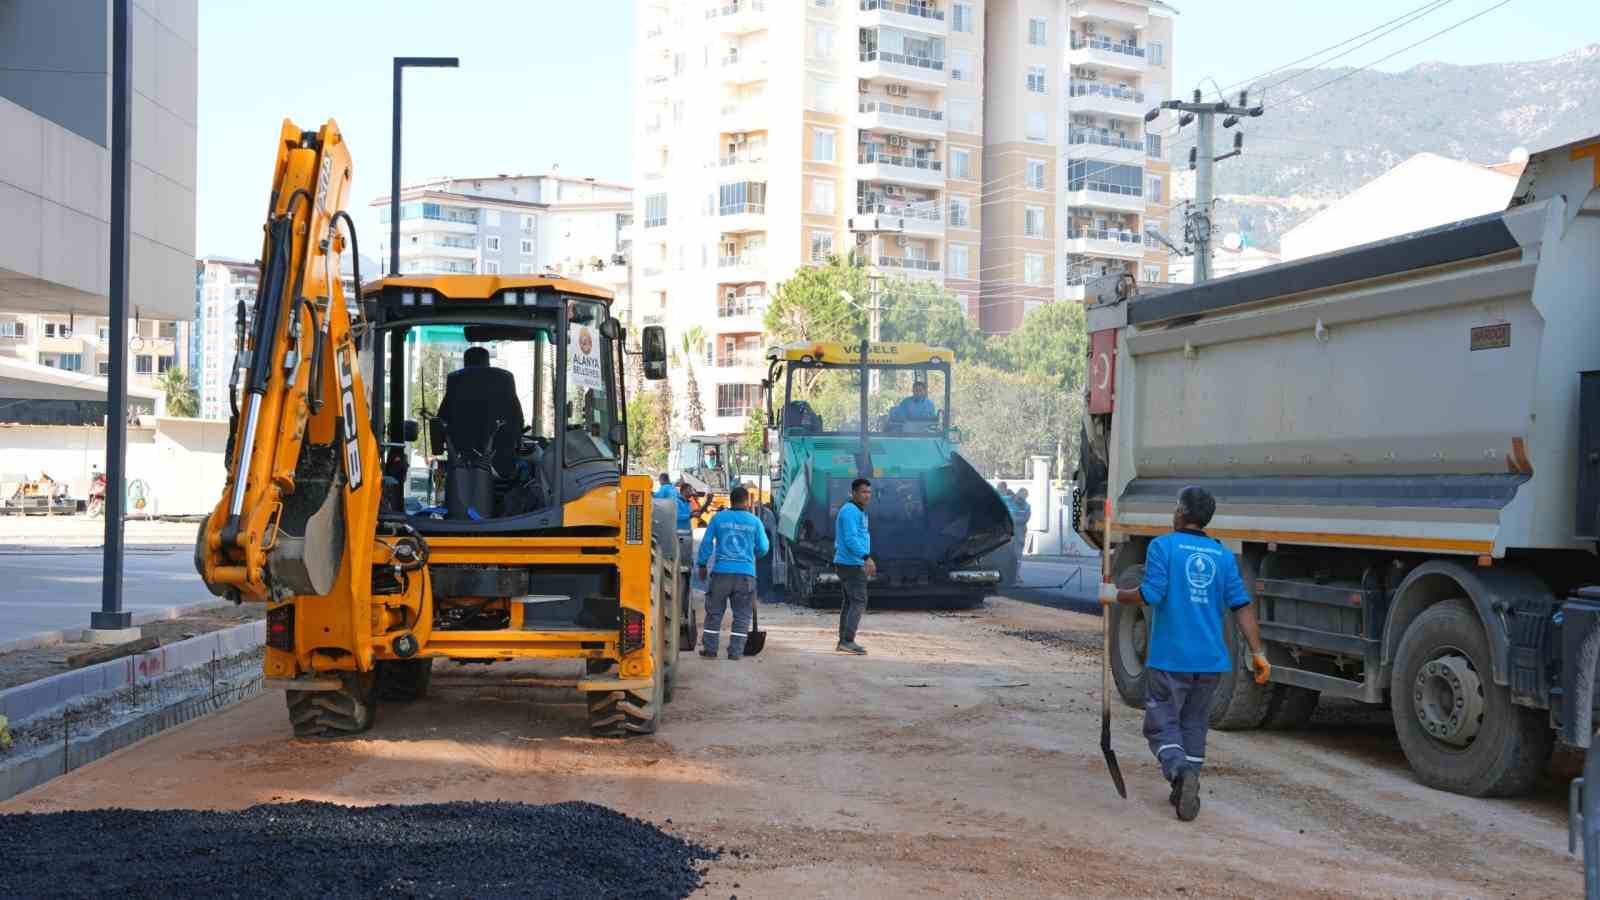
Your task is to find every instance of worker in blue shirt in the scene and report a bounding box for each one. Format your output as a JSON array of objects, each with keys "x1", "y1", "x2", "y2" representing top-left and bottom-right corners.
[
  {"x1": 1102, "y1": 485, "x2": 1270, "y2": 822},
  {"x1": 889, "y1": 379, "x2": 938, "y2": 424},
  {"x1": 832, "y1": 477, "x2": 875, "y2": 655},
  {"x1": 674, "y1": 480, "x2": 710, "y2": 532},
  {"x1": 653, "y1": 472, "x2": 675, "y2": 500},
  {"x1": 695, "y1": 485, "x2": 770, "y2": 659}
]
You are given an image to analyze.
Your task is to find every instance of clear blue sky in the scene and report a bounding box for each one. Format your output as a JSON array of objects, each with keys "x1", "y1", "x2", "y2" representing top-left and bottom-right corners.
[{"x1": 195, "y1": 0, "x2": 1597, "y2": 259}]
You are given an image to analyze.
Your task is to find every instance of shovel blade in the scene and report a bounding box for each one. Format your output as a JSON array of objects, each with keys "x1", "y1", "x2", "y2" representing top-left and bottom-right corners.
[
  {"x1": 1101, "y1": 710, "x2": 1128, "y2": 799},
  {"x1": 742, "y1": 630, "x2": 766, "y2": 656}
]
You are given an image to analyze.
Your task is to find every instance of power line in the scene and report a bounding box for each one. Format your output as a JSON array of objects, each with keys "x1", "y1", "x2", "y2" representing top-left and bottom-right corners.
[{"x1": 1220, "y1": 0, "x2": 1456, "y2": 93}]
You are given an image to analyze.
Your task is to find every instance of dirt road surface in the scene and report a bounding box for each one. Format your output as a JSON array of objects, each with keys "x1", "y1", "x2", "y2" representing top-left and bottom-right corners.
[{"x1": 3, "y1": 598, "x2": 1580, "y2": 898}]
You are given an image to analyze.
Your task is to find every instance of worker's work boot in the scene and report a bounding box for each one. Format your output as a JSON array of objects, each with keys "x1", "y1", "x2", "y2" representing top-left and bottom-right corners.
[
  {"x1": 835, "y1": 640, "x2": 868, "y2": 655},
  {"x1": 698, "y1": 649, "x2": 718, "y2": 660},
  {"x1": 1174, "y1": 767, "x2": 1201, "y2": 822}
]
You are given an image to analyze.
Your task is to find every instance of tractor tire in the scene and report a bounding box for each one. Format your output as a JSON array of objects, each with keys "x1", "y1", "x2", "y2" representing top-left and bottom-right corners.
[
  {"x1": 1390, "y1": 599, "x2": 1553, "y2": 797},
  {"x1": 587, "y1": 659, "x2": 662, "y2": 737},
  {"x1": 1261, "y1": 685, "x2": 1320, "y2": 730},
  {"x1": 679, "y1": 607, "x2": 698, "y2": 653},
  {"x1": 376, "y1": 659, "x2": 433, "y2": 702},
  {"x1": 1108, "y1": 564, "x2": 1149, "y2": 709},
  {"x1": 1208, "y1": 554, "x2": 1275, "y2": 731},
  {"x1": 286, "y1": 671, "x2": 377, "y2": 738}
]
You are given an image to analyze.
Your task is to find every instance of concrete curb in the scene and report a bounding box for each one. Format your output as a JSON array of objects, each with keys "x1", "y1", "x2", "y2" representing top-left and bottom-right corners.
[
  {"x1": 0, "y1": 599, "x2": 233, "y2": 655},
  {"x1": 0, "y1": 619, "x2": 265, "y2": 723}
]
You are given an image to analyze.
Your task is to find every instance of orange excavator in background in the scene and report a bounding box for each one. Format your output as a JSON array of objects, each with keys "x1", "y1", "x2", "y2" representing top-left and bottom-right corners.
[{"x1": 195, "y1": 119, "x2": 688, "y2": 737}]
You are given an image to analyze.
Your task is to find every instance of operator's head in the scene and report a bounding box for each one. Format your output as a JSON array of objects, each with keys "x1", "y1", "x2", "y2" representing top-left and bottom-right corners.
[
  {"x1": 658, "y1": 472, "x2": 670, "y2": 485},
  {"x1": 851, "y1": 477, "x2": 872, "y2": 506},
  {"x1": 729, "y1": 485, "x2": 751, "y2": 509},
  {"x1": 912, "y1": 380, "x2": 928, "y2": 398},
  {"x1": 463, "y1": 346, "x2": 490, "y2": 368},
  {"x1": 1016, "y1": 487, "x2": 1029, "y2": 501},
  {"x1": 678, "y1": 480, "x2": 695, "y2": 498},
  {"x1": 1175, "y1": 485, "x2": 1217, "y2": 531}
]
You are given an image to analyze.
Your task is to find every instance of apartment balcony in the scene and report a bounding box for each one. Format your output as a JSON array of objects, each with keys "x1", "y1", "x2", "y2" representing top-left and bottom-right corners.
[
  {"x1": 720, "y1": 101, "x2": 767, "y2": 132},
  {"x1": 1064, "y1": 226, "x2": 1146, "y2": 260},
  {"x1": 858, "y1": 0, "x2": 946, "y2": 35},
  {"x1": 1068, "y1": 35, "x2": 1147, "y2": 74},
  {"x1": 719, "y1": 53, "x2": 767, "y2": 85},
  {"x1": 717, "y1": 253, "x2": 767, "y2": 283},
  {"x1": 399, "y1": 238, "x2": 477, "y2": 260},
  {"x1": 397, "y1": 217, "x2": 477, "y2": 236},
  {"x1": 37, "y1": 335, "x2": 91, "y2": 355},
  {"x1": 706, "y1": 0, "x2": 766, "y2": 35},
  {"x1": 714, "y1": 351, "x2": 765, "y2": 372},
  {"x1": 716, "y1": 297, "x2": 767, "y2": 332},
  {"x1": 717, "y1": 202, "x2": 767, "y2": 234},
  {"x1": 1066, "y1": 182, "x2": 1145, "y2": 214},
  {"x1": 711, "y1": 152, "x2": 767, "y2": 183},
  {"x1": 1071, "y1": 1, "x2": 1150, "y2": 29},
  {"x1": 872, "y1": 255, "x2": 943, "y2": 282},
  {"x1": 856, "y1": 100, "x2": 946, "y2": 139},
  {"x1": 1067, "y1": 127, "x2": 1145, "y2": 165},
  {"x1": 1067, "y1": 81, "x2": 1146, "y2": 119},
  {"x1": 855, "y1": 148, "x2": 945, "y2": 189},
  {"x1": 857, "y1": 50, "x2": 947, "y2": 89},
  {"x1": 849, "y1": 204, "x2": 945, "y2": 238}
]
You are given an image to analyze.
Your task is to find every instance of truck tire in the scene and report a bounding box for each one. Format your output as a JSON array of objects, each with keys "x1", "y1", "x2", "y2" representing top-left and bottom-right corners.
[
  {"x1": 1261, "y1": 685, "x2": 1320, "y2": 730},
  {"x1": 1109, "y1": 564, "x2": 1148, "y2": 709},
  {"x1": 1209, "y1": 554, "x2": 1275, "y2": 730},
  {"x1": 587, "y1": 659, "x2": 662, "y2": 737},
  {"x1": 1390, "y1": 599, "x2": 1553, "y2": 797},
  {"x1": 286, "y1": 671, "x2": 377, "y2": 738},
  {"x1": 376, "y1": 659, "x2": 432, "y2": 702}
]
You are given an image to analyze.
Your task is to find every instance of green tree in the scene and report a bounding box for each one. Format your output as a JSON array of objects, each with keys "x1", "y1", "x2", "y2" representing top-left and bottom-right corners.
[
  {"x1": 950, "y1": 361, "x2": 1081, "y2": 477},
  {"x1": 764, "y1": 255, "x2": 867, "y2": 347},
  {"x1": 996, "y1": 300, "x2": 1089, "y2": 392},
  {"x1": 674, "y1": 325, "x2": 707, "y2": 433},
  {"x1": 739, "y1": 405, "x2": 765, "y2": 462},
  {"x1": 158, "y1": 368, "x2": 198, "y2": 418},
  {"x1": 627, "y1": 388, "x2": 668, "y2": 472},
  {"x1": 877, "y1": 276, "x2": 990, "y2": 361},
  {"x1": 652, "y1": 381, "x2": 674, "y2": 468}
]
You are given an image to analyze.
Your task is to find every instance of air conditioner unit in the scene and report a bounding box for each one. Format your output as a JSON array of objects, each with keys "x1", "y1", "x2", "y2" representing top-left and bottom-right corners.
[
  {"x1": 887, "y1": 135, "x2": 907, "y2": 148},
  {"x1": 1084, "y1": 22, "x2": 1097, "y2": 33},
  {"x1": 858, "y1": 79, "x2": 871, "y2": 93},
  {"x1": 884, "y1": 185, "x2": 900, "y2": 196},
  {"x1": 896, "y1": 236, "x2": 908, "y2": 247}
]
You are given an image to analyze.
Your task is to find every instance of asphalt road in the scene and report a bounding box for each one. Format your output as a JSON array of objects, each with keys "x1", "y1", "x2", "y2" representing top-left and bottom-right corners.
[
  {"x1": 1009, "y1": 555, "x2": 1102, "y2": 615},
  {"x1": 0, "y1": 545, "x2": 207, "y2": 644}
]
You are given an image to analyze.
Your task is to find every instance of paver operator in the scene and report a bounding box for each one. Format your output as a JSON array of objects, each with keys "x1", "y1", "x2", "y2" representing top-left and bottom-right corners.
[
  {"x1": 833, "y1": 477, "x2": 875, "y2": 656},
  {"x1": 696, "y1": 485, "x2": 770, "y2": 660},
  {"x1": 1100, "y1": 485, "x2": 1270, "y2": 821},
  {"x1": 890, "y1": 379, "x2": 938, "y2": 422}
]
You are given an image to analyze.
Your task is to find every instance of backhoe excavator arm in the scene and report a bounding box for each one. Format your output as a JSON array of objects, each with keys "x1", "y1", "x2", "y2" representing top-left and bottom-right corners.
[{"x1": 197, "y1": 119, "x2": 379, "y2": 610}]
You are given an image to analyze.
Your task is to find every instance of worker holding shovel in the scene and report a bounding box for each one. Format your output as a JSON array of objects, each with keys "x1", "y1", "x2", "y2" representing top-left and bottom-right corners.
[
  {"x1": 696, "y1": 485, "x2": 770, "y2": 660},
  {"x1": 1101, "y1": 485, "x2": 1270, "y2": 821}
]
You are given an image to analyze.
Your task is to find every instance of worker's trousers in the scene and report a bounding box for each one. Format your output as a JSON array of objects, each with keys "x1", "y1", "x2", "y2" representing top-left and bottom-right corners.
[
  {"x1": 836, "y1": 564, "x2": 868, "y2": 643},
  {"x1": 1143, "y1": 668, "x2": 1220, "y2": 782},
  {"x1": 703, "y1": 573, "x2": 755, "y2": 658}
]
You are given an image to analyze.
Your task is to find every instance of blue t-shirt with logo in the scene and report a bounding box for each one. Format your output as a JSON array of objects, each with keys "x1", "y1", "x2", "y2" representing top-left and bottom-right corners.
[
  {"x1": 1140, "y1": 529, "x2": 1251, "y2": 673},
  {"x1": 696, "y1": 508, "x2": 770, "y2": 576}
]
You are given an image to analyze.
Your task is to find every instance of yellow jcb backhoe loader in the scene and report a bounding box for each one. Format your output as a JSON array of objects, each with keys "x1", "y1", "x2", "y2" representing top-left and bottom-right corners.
[{"x1": 195, "y1": 119, "x2": 688, "y2": 737}]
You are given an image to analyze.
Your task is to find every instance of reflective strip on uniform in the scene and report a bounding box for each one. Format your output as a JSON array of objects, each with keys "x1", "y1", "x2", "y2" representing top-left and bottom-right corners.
[
  {"x1": 730, "y1": 632, "x2": 747, "y2": 637},
  {"x1": 1185, "y1": 755, "x2": 1205, "y2": 763},
  {"x1": 1156, "y1": 744, "x2": 1184, "y2": 755}
]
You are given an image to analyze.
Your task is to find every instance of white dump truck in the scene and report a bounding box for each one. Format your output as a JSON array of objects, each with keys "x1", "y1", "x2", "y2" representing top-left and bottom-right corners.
[{"x1": 1075, "y1": 135, "x2": 1600, "y2": 797}]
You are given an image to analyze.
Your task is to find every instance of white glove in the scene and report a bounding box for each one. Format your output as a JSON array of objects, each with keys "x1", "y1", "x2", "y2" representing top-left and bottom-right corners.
[{"x1": 1098, "y1": 582, "x2": 1120, "y2": 606}]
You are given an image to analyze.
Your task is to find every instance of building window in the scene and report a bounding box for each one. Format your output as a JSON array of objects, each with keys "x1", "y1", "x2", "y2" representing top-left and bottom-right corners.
[
  {"x1": 1024, "y1": 206, "x2": 1045, "y2": 238},
  {"x1": 948, "y1": 244, "x2": 970, "y2": 277},
  {"x1": 1147, "y1": 175, "x2": 1163, "y2": 201},
  {"x1": 1026, "y1": 66, "x2": 1046, "y2": 93},
  {"x1": 952, "y1": 2, "x2": 973, "y2": 32},
  {"x1": 158, "y1": 355, "x2": 175, "y2": 373},
  {"x1": 1151, "y1": 41, "x2": 1164, "y2": 66},
  {"x1": 1024, "y1": 253, "x2": 1046, "y2": 285},
  {"x1": 0, "y1": 321, "x2": 22, "y2": 338},
  {"x1": 806, "y1": 75, "x2": 837, "y2": 113},
  {"x1": 1067, "y1": 160, "x2": 1144, "y2": 195},
  {"x1": 485, "y1": 260, "x2": 501, "y2": 274},
  {"x1": 719, "y1": 181, "x2": 768, "y2": 214},
  {"x1": 1028, "y1": 17, "x2": 1047, "y2": 46},
  {"x1": 484, "y1": 210, "x2": 501, "y2": 227},
  {"x1": 1026, "y1": 159, "x2": 1046, "y2": 190},
  {"x1": 717, "y1": 384, "x2": 762, "y2": 418},
  {"x1": 1146, "y1": 133, "x2": 1163, "y2": 160},
  {"x1": 98, "y1": 361, "x2": 111, "y2": 376},
  {"x1": 644, "y1": 194, "x2": 668, "y2": 227},
  {"x1": 948, "y1": 197, "x2": 971, "y2": 228},
  {"x1": 950, "y1": 147, "x2": 972, "y2": 179},
  {"x1": 810, "y1": 23, "x2": 835, "y2": 60},
  {"x1": 485, "y1": 236, "x2": 501, "y2": 252},
  {"x1": 810, "y1": 230, "x2": 834, "y2": 262},
  {"x1": 949, "y1": 100, "x2": 977, "y2": 133},
  {"x1": 1144, "y1": 265, "x2": 1162, "y2": 283},
  {"x1": 134, "y1": 355, "x2": 152, "y2": 375},
  {"x1": 950, "y1": 49, "x2": 974, "y2": 81},
  {"x1": 809, "y1": 178, "x2": 836, "y2": 214},
  {"x1": 521, "y1": 214, "x2": 535, "y2": 232},
  {"x1": 520, "y1": 238, "x2": 534, "y2": 254},
  {"x1": 812, "y1": 128, "x2": 835, "y2": 162},
  {"x1": 1026, "y1": 112, "x2": 1047, "y2": 142}
]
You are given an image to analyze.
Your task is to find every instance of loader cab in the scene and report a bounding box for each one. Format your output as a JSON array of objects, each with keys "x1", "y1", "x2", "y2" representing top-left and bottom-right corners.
[{"x1": 361, "y1": 276, "x2": 665, "y2": 534}]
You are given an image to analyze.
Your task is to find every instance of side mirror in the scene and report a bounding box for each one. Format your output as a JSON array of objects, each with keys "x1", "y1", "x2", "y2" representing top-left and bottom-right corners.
[
  {"x1": 392, "y1": 419, "x2": 420, "y2": 443},
  {"x1": 599, "y1": 317, "x2": 622, "y2": 340},
  {"x1": 642, "y1": 325, "x2": 668, "y2": 380}
]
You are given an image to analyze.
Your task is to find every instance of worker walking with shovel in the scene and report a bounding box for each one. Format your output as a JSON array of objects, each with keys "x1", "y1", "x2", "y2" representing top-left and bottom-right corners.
[
  {"x1": 696, "y1": 486, "x2": 770, "y2": 660},
  {"x1": 1102, "y1": 485, "x2": 1270, "y2": 820}
]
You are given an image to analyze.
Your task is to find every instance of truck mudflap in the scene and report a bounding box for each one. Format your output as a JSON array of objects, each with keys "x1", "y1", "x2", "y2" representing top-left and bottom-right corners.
[{"x1": 1558, "y1": 592, "x2": 1600, "y2": 748}]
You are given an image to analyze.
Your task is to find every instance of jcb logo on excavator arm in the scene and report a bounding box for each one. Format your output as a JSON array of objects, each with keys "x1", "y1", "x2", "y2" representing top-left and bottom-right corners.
[{"x1": 339, "y1": 344, "x2": 363, "y2": 491}]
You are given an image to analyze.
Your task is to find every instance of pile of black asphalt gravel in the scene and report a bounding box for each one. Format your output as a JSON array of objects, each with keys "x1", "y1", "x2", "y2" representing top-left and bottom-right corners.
[{"x1": 0, "y1": 800, "x2": 718, "y2": 899}]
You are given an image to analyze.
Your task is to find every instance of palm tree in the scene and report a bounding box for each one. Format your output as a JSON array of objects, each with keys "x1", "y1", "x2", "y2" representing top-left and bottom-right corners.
[
  {"x1": 157, "y1": 368, "x2": 198, "y2": 418},
  {"x1": 679, "y1": 326, "x2": 706, "y2": 433}
]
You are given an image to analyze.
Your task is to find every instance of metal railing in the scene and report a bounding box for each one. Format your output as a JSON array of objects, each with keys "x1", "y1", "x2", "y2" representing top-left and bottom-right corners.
[
  {"x1": 859, "y1": 50, "x2": 945, "y2": 71},
  {"x1": 719, "y1": 202, "x2": 766, "y2": 216},
  {"x1": 718, "y1": 254, "x2": 766, "y2": 268},
  {"x1": 876, "y1": 255, "x2": 942, "y2": 272},
  {"x1": 858, "y1": 148, "x2": 944, "y2": 172},
  {"x1": 857, "y1": 202, "x2": 942, "y2": 221},
  {"x1": 1070, "y1": 35, "x2": 1146, "y2": 58},
  {"x1": 643, "y1": 216, "x2": 668, "y2": 228},
  {"x1": 1068, "y1": 180, "x2": 1144, "y2": 198},
  {"x1": 707, "y1": 0, "x2": 766, "y2": 17},
  {"x1": 1068, "y1": 128, "x2": 1144, "y2": 151},
  {"x1": 716, "y1": 353, "x2": 765, "y2": 368},
  {"x1": 858, "y1": 100, "x2": 944, "y2": 122},
  {"x1": 1069, "y1": 82, "x2": 1145, "y2": 103},
  {"x1": 860, "y1": 0, "x2": 945, "y2": 20},
  {"x1": 718, "y1": 298, "x2": 766, "y2": 318},
  {"x1": 1067, "y1": 226, "x2": 1142, "y2": 244},
  {"x1": 717, "y1": 154, "x2": 767, "y2": 167}
]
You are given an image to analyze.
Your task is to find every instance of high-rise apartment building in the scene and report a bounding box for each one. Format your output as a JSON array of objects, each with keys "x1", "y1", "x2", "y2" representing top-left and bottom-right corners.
[
  {"x1": 634, "y1": 0, "x2": 1174, "y2": 434},
  {"x1": 980, "y1": 0, "x2": 1174, "y2": 332},
  {"x1": 193, "y1": 257, "x2": 258, "y2": 421},
  {"x1": 634, "y1": 0, "x2": 986, "y2": 435}
]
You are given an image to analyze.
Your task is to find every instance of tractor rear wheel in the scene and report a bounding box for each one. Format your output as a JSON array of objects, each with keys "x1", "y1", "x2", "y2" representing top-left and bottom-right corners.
[
  {"x1": 587, "y1": 659, "x2": 662, "y2": 737},
  {"x1": 286, "y1": 671, "x2": 377, "y2": 738}
]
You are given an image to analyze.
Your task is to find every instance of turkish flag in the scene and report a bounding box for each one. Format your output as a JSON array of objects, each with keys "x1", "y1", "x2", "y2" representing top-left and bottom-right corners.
[{"x1": 1088, "y1": 328, "x2": 1117, "y2": 415}]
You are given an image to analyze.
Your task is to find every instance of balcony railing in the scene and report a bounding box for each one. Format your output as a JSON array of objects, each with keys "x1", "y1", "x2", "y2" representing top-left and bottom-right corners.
[
  {"x1": 707, "y1": 0, "x2": 765, "y2": 17},
  {"x1": 644, "y1": 216, "x2": 668, "y2": 228},
  {"x1": 1068, "y1": 128, "x2": 1144, "y2": 151},
  {"x1": 858, "y1": 148, "x2": 943, "y2": 172},
  {"x1": 858, "y1": 100, "x2": 944, "y2": 122},
  {"x1": 719, "y1": 202, "x2": 766, "y2": 216},
  {"x1": 716, "y1": 353, "x2": 765, "y2": 368},
  {"x1": 718, "y1": 297, "x2": 766, "y2": 318},
  {"x1": 1069, "y1": 82, "x2": 1145, "y2": 103},
  {"x1": 719, "y1": 254, "x2": 766, "y2": 268},
  {"x1": 857, "y1": 202, "x2": 942, "y2": 221},
  {"x1": 1070, "y1": 36, "x2": 1146, "y2": 58},
  {"x1": 1067, "y1": 226, "x2": 1143, "y2": 244},
  {"x1": 876, "y1": 256, "x2": 941, "y2": 272},
  {"x1": 716, "y1": 154, "x2": 767, "y2": 167},
  {"x1": 859, "y1": 50, "x2": 945, "y2": 72},
  {"x1": 1069, "y1": 180, "x2": 1143, "y2": 198},
  {"x1": 859, "y1": 0, "x2": 945, "y2": 20}
]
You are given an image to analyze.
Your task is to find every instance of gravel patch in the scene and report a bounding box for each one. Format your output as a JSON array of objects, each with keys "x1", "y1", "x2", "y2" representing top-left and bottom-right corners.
[
  {"x1": 1000, "y1": 628, "x2": 1099, "y2": 652},
  {"x1": 1, "y1": 800, "x2": 717, "y2": 899}
]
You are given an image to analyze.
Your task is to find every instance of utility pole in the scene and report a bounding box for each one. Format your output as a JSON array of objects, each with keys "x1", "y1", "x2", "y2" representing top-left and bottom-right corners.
[{"x1": 1145, "y1": 89, "x2": 1262, "y2": 284}]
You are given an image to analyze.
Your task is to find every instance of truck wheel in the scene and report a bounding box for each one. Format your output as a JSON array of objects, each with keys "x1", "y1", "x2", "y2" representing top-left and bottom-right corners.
[
  {"x1": 588, "y1": 659, "x2": 662, "y2": 737},
  {"x1": 286, "y1": 671, "x2": 377, "y2": 738},
  {"x1": 1390, "y1": 599, "x2": 1552, "y2": 796},
  {"x1": 1109, "y1": 564, "x2": 1148, "y2": 709},
  {"x1": 1262, "y1": 685, "x2": 1320, "y2": 730},
  {"x1": 1209, "y1": 555, "x2": 1275, "y2": 730},
  {"x1": 376, "y1": 659, "x2": 433, "y2": 702},
  {"x1": 679, "y1": 606, "x2": 698, "y2": 653}
]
